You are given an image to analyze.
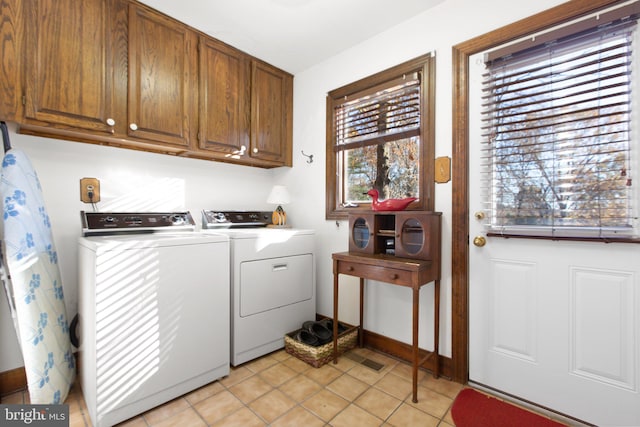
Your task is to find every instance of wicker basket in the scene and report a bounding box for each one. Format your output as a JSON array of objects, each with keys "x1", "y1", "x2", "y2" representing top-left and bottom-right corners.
[{"x1": 284, "y1": 323, "x2": 358, "y2": 368}]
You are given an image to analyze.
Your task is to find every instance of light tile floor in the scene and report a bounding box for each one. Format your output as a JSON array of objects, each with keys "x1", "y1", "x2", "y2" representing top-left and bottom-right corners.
[{"x1": 4, "y1": 347, "x2": 463, "y2": 426}]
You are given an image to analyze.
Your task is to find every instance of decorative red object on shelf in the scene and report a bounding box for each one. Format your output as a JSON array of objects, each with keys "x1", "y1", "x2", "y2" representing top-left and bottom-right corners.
[{"x1": 366, "y1": 189, "x2": 417, "y2": 211}]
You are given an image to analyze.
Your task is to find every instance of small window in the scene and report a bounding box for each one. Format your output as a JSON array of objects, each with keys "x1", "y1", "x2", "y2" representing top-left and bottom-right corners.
[
  {"x1": 326, "y1": 54, "x2": 436, "y2": 219},
  {"x1": 481, "y1": 4, "x2": 640, "y2": 238}
]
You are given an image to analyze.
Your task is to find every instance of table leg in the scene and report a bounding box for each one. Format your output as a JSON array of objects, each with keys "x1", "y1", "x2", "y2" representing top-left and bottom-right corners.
[
  {"x1": 333, "y1": 261, "x2": 339, "y2": 364},
  {"x1": 359, "y1": 278, "x2": 364, "y2": 347},
  {"x1": 412, "y1": 287, "x2": 419, "y2": 403},
  {"x1": 433, "y1": 279, "x2": 440, "y2": 378}
]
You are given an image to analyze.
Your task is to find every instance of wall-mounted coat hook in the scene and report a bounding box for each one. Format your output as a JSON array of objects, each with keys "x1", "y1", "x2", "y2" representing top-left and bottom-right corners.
[{"x1": 301, "y1": 150, "x2": 314, "y2": 164}]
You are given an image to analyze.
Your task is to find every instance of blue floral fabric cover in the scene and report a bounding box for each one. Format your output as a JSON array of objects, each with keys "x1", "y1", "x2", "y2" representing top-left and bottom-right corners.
[{"x1": 1, "y1": 149, "x2": 75, "y2": 404}]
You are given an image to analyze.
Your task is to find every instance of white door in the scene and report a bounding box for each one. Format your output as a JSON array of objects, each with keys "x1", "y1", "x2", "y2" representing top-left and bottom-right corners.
[{"x1": 468, "y1": 54, "x2": 640, "y2": 426}]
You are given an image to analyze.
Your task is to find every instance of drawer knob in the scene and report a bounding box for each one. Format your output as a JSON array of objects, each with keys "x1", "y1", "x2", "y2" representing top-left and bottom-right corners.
[
  {"x1": 390, "y1": 273, "x2": 399, "y2": 280},
  {"x1": 347, "y1": 266, "x2": 354, "y2": 272}
]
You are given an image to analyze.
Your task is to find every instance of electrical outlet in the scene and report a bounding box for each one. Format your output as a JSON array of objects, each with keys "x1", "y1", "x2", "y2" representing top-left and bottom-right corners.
[{"x1": 80, "y1": 178, "x2": 100, "y2": 203}]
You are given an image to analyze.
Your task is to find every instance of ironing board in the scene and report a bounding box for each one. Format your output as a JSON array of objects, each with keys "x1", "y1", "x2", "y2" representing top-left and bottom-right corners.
[{"x1": 1, "y1": 122, "x2": 75, "y2": 404}]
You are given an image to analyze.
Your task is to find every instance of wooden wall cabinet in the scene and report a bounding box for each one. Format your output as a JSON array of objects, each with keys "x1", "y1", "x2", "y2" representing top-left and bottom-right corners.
[
  {"x1": 127, "y1": 4, "x2": 198, "y2": 149},
  {"x1": 4, "y1": 0, "x2": 292, "y2": 167},
  {"x1": 0, "y1": 0, "x2": 25, "y2": 122},
  {"x1": 196, "y1": 43, "x2": 293, "y2": 167},
  {"x1": 198, "y1": 37, "x2": 250, "y2": 160},
  {"x1": 249, "y1": 60, "x2": 293, "y2": 167},
  {"x1": 20, "y1": 0, "x2": 197, "y2": 153},
  {"x1": 22, "y1": 0, "x2": 126, "y2": 135}
]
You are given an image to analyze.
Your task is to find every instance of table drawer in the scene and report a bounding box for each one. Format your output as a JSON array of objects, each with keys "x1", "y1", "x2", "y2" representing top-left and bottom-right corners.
[{"x1": 338, "y1": 261, "x2": 412, "y2": 285}]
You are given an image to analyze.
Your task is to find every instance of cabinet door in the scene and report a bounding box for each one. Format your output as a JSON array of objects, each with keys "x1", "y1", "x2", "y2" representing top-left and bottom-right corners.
[
  {"x1": 394, "y1": 212, "x2": 441, "y2": 263},
  {"x1": 23, "y1": 0, "x2": 125, "y2": 133},
  {"x1": 198, "y1": 37, "x2": 249, "y2": 158},
  {"x1": 128, "y1": 5, "x2": 197, "y2": 148},
  {"x1": 250, "y1": 60, "x2": 293, "y2": 166},
  {"x1": 0, "y1": 0, "x2": 23, "y2": 122}
]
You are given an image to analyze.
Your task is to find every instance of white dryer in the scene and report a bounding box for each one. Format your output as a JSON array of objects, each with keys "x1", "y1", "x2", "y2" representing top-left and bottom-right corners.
[
  {"x1": 78, "y1": 212, "x2": 230, "y2": 427},
  {"x1": 202, "y1": 211, "x2": 315, "y2": 366}
]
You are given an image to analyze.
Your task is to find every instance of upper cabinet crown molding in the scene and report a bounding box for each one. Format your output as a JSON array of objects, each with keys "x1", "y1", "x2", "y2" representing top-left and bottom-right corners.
[{"x1": 2, "y1": 0, "x2": 293, "y2": 168}]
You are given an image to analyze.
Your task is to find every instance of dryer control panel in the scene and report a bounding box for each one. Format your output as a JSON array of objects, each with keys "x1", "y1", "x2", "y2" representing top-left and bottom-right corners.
[
  {"x1": 81, "y1": 211, "x2": 195, "y2": 235},
  {"x1": 202, "y1": 210, "x2": 272, "y2": 228}
]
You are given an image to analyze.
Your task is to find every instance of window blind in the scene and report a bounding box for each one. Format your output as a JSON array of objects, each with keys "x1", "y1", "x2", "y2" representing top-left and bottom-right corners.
[
  {"x1": 334, "y1": 72, "x2": 421, "y2": 152},
  {"x1": 481, "y1": 12, "x2": 638, "y2": 237}
]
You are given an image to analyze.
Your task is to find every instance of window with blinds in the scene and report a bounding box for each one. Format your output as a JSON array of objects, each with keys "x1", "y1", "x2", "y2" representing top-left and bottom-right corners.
[
  {"x1": 335, "y1": 74, "x2": 421, "y2": 148},
  {"x1": 325, "y1": 53, "x2": 435, "y2": 219},
  {"x1": 334, "y1": 73, "x2": 421, "y2": 204},
  {"x1": 481, "y1": 5, "x2": 639, "y2": 238}
]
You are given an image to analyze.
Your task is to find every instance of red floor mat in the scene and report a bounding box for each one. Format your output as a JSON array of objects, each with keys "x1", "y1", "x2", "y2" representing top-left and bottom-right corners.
[{"x1": 451, "y1": 388, "x2": 566, "y2": 427}]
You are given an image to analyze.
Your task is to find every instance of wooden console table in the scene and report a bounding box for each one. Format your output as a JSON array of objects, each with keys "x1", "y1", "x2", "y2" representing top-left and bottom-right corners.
[{"x1": 332, "y1": 251, "x2": 440, "y2": 403}]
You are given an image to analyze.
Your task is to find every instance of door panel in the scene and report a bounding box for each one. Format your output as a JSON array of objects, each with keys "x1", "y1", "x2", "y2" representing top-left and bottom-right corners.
[
  {"x1": 250, "y1": 60, "x2": 292, "y2": 165},
  {"x1": 24, "y1": 0, "x2": 124, "y2": 133},
  {"x1": 468, "y1": 53, "x2": 640, "y2": 426},
  {"x1": 128, "y1": 5, "x2": 196, "y2": 147},
  {"x1": 570, "y1": 267, "x2": 635, "y2": 390},
  {"x1": 198, "y1": 37, "x2": 249, "y2": 157}
]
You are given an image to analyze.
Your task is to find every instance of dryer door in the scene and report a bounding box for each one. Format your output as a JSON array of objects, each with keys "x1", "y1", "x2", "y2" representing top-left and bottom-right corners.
[{"x1": 239, "y1": 254, "x2": 313, "y2": 317}]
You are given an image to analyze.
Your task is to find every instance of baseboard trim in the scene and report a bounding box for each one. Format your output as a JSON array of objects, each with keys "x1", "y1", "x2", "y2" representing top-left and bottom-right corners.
[{"x1": 0, "y1": 366, "x2": 26, "y2": 397}]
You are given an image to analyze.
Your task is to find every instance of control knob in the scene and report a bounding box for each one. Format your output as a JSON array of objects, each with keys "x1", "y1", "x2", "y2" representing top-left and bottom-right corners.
[{"x1": 170, "y1": 214, "x2": 186, "y2": 225}]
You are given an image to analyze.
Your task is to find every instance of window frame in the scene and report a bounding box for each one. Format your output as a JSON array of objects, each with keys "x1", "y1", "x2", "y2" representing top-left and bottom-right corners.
[{"x1": 325, "y1": 53, "x2": 436, "y2": 220}]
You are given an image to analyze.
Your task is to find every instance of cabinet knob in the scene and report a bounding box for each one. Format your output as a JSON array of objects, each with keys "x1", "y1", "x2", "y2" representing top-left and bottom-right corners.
[
  {"x1": 253, "y1": 148, "x2": 258, "y2": 153},
  {"x1": 129, "y1": 123, "x2": 138, "y2": 131},
  {"x1": 106, "y1": 118, "x2": 115, "y2": 126}
]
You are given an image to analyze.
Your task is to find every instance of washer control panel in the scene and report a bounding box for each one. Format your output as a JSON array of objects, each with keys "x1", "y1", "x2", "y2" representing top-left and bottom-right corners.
[{"x1": 81, "y1": 211, "x2": 195, "y2": 235}]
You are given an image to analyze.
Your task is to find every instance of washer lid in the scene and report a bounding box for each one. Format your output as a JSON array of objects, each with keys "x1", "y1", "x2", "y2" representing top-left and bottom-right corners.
[{"x1": 78, "y1": 232, "x2": 229, "y2": 252}]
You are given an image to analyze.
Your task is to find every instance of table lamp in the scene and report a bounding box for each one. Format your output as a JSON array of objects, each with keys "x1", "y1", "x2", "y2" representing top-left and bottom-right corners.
[{"x1": 267, "y1": 185, "x2": 291, "y2": 227}]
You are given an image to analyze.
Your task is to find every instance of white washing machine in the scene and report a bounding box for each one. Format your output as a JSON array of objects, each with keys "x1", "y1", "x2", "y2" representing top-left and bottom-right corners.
[
  {"x1": 202, "y1": 210, "x2": 315, "y2": 366},
  {"x1": 78, "y1": 212, "x2": 230, "y2": 427}
]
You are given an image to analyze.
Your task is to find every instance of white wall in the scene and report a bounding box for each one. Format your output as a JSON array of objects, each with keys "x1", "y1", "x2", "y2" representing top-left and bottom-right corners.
[
  {"x1": 282, "y1": 0, "x2": 566, "y2": 358},
  {"x1": 2, "y1": 0, "x2": 567, "y2": 373},
  {"x1": 1, "y1": 123, "x2": 278, "y2": 371}
]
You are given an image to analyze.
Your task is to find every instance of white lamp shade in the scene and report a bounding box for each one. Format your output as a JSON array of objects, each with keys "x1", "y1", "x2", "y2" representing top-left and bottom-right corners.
[{"x1": 267, "y1": 185, "x2": 291, "y2": 205}]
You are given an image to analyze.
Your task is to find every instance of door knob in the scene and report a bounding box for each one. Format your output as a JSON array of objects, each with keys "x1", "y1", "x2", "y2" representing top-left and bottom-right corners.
[{"x1": 473, "y1": 236, "x2": 486, "y2": 247}]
